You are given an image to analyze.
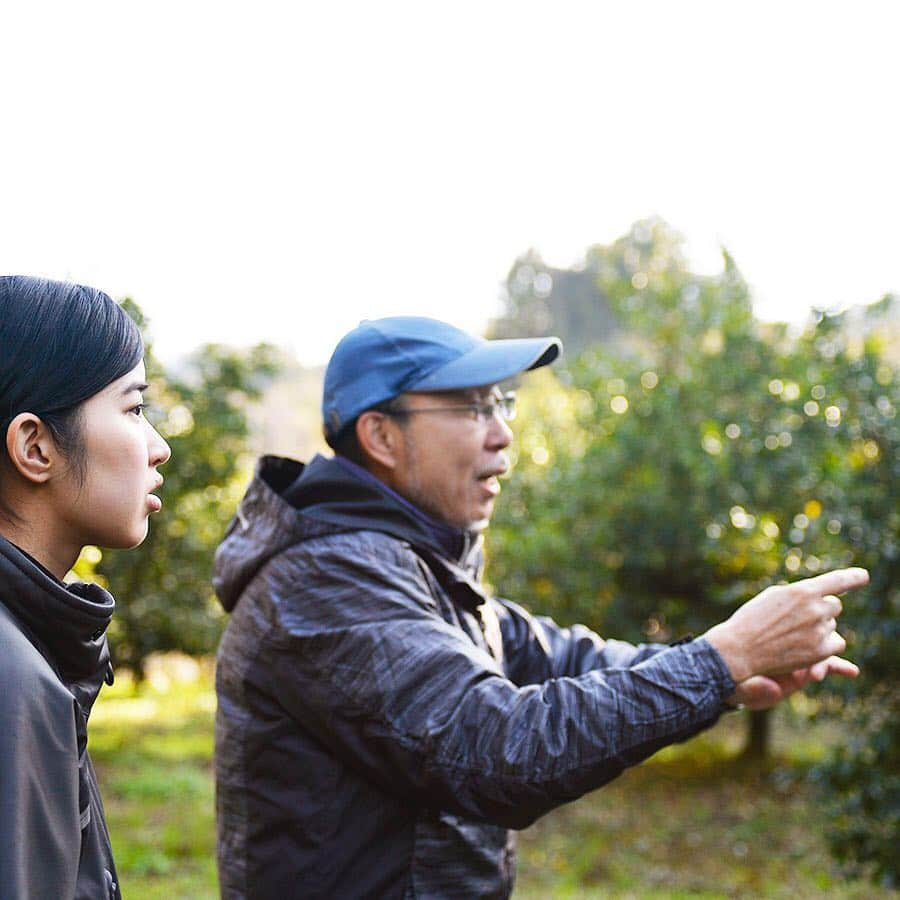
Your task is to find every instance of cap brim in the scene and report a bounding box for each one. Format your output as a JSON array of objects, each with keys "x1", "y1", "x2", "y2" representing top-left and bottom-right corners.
[{"x1": 407, "y1": 336, "x2": 562, "y2": 392}]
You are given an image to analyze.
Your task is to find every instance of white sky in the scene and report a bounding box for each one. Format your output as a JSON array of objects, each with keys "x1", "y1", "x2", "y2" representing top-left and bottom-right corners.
[{"x1": 1, "y1": 2, "x2": 897, "y2": 365}]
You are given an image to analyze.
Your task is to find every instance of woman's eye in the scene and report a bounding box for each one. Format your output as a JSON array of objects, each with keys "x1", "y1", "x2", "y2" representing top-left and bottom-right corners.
[{"x1": 130, "y1": 403, "x2": 147, "y2": 417}]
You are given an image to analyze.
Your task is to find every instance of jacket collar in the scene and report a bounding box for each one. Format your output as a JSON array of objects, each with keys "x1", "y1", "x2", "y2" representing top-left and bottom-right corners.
[
  {"x1": 0, "y1": 535, "x2": 114, "y2": 699},
  {"x1": 331, "y1": 456, "x2": 470, "y2": 561},
  {"x1": 214, "y1": 454, "x2": 488, "y2": 615},
  {"x1": 282, "y1": 454, "x2": 482, "y2": 569}
]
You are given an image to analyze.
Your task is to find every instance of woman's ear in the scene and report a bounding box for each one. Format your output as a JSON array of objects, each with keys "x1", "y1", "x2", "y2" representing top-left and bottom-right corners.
[
  {"x1": 5, "y1": 413, "x2": 55, "y2": 484},
  {"x1": 355, "y1": 410, "x2": 402, "y2": 471}
]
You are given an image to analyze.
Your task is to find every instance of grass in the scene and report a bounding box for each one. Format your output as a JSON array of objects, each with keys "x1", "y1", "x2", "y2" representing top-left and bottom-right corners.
[
  {"x1": 89, "y1": 656, "x2": 894, "y2": 899},
  {"x1": 90, "y1": 655, "x2": 218, "y2": 899},
  {"x1": 514, "y1": 743, "x2": 880, "y2": 899}
]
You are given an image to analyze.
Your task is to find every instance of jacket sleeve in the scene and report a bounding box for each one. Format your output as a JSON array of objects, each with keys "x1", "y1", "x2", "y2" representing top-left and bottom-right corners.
[
  {"x1": 267, "y1": 532, "x2": 735, "y2": 830},
  {"x1": 0, "y1": 645, "x2": 80, "y2": 900},
  {"x1": 493, "y1": 596, "x2": 670, "y2": 684}
]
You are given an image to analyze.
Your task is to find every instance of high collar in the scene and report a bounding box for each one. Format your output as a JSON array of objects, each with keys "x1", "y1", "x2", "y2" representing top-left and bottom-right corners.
[
  {"x1": 331, "y1": 456, "x2": 471, "y2": 561},
  {"x1": 213, "y1": 454, "x2": 486, "y2": 614},
  {"x1": 0, "y1": 535, "x2": 114, "y2": 694},
  {"x1": 287, "y1": 454, "x2": 483, "y2": 567}
]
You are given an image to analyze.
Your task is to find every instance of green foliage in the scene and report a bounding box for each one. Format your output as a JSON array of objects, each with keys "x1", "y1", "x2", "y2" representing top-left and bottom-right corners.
[
  {"x1": 813, "y1": 684, "x2": 899, "y2": 889},
  {"x1": 75, "y1": 299, "x2": 281, "y2": 677},
  {"x1": 487, "y1": 220, "x2": 899, "y2": 885},
  {"x1": 516, "y1": 731, "x2": 892, "y2": 900},
  {"x1": 489, "y1": 220, "x2": 787, "y2": 639},
  {"x1": 490, "y1": 249, "x2": 619, "y2": 355},
  {"x1": 801, "y1": 307, "x2": 900, "y2": 887},
  {"x1": 90, "y1": 659, "x2": 218, "y2": 898}
]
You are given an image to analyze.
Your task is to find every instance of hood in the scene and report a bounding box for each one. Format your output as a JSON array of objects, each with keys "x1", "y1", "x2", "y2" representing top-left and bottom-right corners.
[
  {"x1": 213, "y1": 454, "x2": 482, "y2": 613},
  {"x1": 0, "y1": 535, "x2": 114, "y2": 710}
]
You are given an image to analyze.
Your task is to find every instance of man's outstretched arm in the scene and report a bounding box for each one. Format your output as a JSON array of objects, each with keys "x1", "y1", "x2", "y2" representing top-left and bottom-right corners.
[
  {"x1": 498, "y1": 567, "x2": 868, "y2": 708},
  {"x1": 703, "y1": 567, "x2": 868, "y2": 683}
]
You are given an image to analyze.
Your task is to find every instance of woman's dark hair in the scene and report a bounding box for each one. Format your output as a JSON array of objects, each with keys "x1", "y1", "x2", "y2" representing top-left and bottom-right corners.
[{"x1": 0, "y1": 276, "x2": 144, "y2": 479}]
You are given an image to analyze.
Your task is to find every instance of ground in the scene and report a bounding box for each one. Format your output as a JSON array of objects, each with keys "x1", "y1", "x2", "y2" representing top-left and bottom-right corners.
[{"x1": 88, "y1": 655, "x2": 893, "y2": 899}]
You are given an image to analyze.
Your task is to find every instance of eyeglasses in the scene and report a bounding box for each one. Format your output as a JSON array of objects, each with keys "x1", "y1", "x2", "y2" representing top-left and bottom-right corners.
[{"x1": 387, "y1": 392, "x2": 517, "y2": 425}]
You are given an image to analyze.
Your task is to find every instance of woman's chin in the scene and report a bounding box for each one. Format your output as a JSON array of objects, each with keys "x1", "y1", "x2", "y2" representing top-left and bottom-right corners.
[{"x1": 95, "y1": 522, "x2": 150, "y2": 551}]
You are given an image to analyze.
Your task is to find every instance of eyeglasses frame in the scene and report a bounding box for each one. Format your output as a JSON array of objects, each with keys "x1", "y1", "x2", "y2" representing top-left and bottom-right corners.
[{"x1": 382, "y1": 391, "x2": 517, "y2": 425}]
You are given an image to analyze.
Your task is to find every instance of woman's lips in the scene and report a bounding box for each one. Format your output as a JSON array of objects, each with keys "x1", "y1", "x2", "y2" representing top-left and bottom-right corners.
[{"x1": 148, "y1": 476, "x2": 164, "y2": 512}]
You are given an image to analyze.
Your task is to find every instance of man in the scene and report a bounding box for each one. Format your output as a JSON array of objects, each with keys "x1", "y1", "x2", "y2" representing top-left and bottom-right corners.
[{"x1": 214, "y1": 316, "x2": 866, "y2": 899}]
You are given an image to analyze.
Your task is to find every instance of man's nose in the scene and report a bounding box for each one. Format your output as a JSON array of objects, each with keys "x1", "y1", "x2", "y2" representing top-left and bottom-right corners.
[{"x1": 485, "y1": 411, "x2": 513, "y2": 449}]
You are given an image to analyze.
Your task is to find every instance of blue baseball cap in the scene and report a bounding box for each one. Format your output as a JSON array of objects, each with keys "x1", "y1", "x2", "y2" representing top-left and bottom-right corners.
[{"x1": 323, "y1": 316, "x2": 562, "y2": 444}]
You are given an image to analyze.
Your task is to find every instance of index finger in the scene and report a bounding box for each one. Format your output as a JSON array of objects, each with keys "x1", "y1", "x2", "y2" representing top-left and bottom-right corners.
[{"x1": 796, "y1": 567, "x2": 869, "y2": 597}]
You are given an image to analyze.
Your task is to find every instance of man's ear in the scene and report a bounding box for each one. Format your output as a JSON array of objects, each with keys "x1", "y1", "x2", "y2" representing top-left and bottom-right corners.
[
  {"x1": 356, "y1": 410, "x2": 402, "y2": 471},
  {"x1": 5, "y1": 413, "x2": 56, "y2": 484}
]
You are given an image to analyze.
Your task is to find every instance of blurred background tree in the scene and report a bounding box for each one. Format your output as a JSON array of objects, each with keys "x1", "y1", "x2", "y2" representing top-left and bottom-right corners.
[
  {"x1": 74, "y1": 299, "x2": 282, "y2": 678},
  {"x1": 802, "y1": 300, "x2": 900, "y2": 887},
  {"x1": 487, "y1": 219, "x2": 898, "y2": 885}
]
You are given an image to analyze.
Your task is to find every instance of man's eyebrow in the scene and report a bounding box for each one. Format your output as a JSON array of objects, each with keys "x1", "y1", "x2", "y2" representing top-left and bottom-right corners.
[
  {"x1": 414, "y1": 389, "x2": 471, "y2": 401},
  {"x1": 442, "y1": 392, "x2": 485, "y2": 403},
  {"x1": 446, "y1": 388, "x2": 499, "y2": 400}
]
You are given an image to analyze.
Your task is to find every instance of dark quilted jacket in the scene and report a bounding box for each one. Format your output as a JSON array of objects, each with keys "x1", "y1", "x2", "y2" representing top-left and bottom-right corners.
[
  {"x1": 0, "y1": 536, "x2": 121, "y2": 900},
  {"x1": 213, "y1": 455, "x2": 735, "y2": 899}
]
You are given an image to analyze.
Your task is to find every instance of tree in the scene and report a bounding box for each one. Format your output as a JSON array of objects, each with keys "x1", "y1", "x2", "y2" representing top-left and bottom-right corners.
[
  {"x1": 489, "y1": 219, "x2": 781, "y2": 644},
  {"x1": 489, "y1": 250, "x2": 618, "y2": 355},
  {"x1": 486, "y1": 222, "x2": 899, "y2": 885},
  {"x1": 801, "y1": 300, "x2": 900, "y2": 887},
  {"x1": 74, "y1": 299, "x2": 281, "y2": 677}
]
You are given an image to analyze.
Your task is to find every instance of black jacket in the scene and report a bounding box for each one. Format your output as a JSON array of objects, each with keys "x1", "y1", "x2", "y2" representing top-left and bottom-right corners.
[
  {"x1": 213, "y1": 455, "x2": 735, "y2": 899},
  {"x1": 0, "y1": 536, "x2": 121, "y2": 900}
]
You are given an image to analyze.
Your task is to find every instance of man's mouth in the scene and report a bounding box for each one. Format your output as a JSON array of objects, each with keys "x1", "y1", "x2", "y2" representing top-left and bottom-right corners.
[{"x1": 477, "y1": 469, "x2": 507, "y2": 496}]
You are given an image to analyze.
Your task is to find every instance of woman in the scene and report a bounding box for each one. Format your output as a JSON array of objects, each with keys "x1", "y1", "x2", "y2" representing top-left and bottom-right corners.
[{"x1": 0, "y1": 276, "x2": 171, "y2": 899}]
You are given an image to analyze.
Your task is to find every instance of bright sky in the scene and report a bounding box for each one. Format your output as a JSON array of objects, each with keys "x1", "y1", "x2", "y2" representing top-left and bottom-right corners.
[{"x1": 2, "y1": 2, "x2": 897, "y2": 365}]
